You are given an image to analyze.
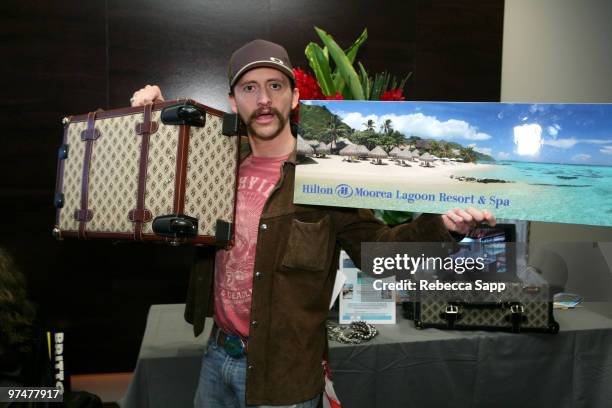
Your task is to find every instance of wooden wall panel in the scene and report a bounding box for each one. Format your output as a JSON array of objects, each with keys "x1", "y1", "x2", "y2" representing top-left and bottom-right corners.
[
  {"x1": 266, "y1": 0, "x2": 416, "y2": 85},
  {"x1": 0, "y1": 0, "x2": 504, "y2": 374},
  {"x1": 0, "y1": 1, "x2": 107, "y2": 193},
  {"x1": 413, "y1": 0, "x2": 505, "y2": 101},
  {"x1": 108, "y1": 0, "x2": 268, "y2": 111}
]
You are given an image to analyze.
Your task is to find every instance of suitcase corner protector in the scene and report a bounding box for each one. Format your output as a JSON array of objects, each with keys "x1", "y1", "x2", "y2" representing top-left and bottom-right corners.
[{"x1": 52, "y1": 226, "x2": 63, "y2": 240}]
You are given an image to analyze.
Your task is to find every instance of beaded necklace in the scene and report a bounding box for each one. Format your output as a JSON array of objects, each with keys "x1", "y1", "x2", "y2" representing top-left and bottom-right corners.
[{"x1": 326, "y1": 321, "x2": 378, "y2": 344}]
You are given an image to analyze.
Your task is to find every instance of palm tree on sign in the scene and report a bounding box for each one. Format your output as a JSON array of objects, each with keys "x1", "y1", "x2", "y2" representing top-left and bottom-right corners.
[
  {"x1": 380, "y1": 119, "x2": 394, "y2": 135},
  {"x1": 362, "y1": 119, "x2": 376, "y2": 132},
  {"x1": 440, "y1": 142, "x2": 452, "y2": 158},
  {"x1": 326, "y1": 115, "x2": 346, "y2": 153},
  {"x1": 461, "y1": 146, "x2": 477, "y2": 163}
]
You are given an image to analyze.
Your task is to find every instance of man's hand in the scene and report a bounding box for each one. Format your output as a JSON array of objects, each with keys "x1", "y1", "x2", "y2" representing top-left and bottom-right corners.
[
  {"x1": 442, "y1": 207, "x2": 496, "y2": 235},
  {"x1": 130, "y1": 85, "x2": 165, "y2": 107}
]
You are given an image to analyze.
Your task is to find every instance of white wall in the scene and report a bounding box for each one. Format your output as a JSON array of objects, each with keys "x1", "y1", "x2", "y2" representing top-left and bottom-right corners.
[
  {"x1": 501, "y1": 0, "x2": 612, "y2": 302},
  {"x1": 501, "y1": 0, "x2": 612, "y2": 244},
  {"x1": 502, "y1": 0, "x2": 612, "y2": 104}
]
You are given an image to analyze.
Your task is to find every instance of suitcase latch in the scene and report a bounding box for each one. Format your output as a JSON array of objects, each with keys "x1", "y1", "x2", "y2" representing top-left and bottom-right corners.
[
  {"x1": 509, "y1": 304, "x2": 524, "y2": 314},
  {"x1": 445, "y1": 304, "x2": 460, "y2": 314},
  {"x1": 441, "y1": 304, "x2": 462, "y2": 329},
  {"x1": 506, "y1": 303, "x2": 526, "y2": 333}
]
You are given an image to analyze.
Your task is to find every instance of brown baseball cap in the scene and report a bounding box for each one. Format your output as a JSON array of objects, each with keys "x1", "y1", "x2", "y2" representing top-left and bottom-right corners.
[{"x1": 228, "y1": 39, "x2": 295, "y2": 88}]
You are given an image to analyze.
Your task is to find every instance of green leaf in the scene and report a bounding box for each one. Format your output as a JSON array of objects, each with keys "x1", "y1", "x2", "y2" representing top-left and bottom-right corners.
[
  {"x1": 332, "y1": 29, "x2": 368, "y2": 96},
  {"x1": 370, "y1": 72, "x2": 381, "y2": 100},
  {"x1": 332, "y1": 72, "x2": 345, "y2": 97},
  {"x1": 399, "y1": 72, "x2": 412, "y2": 90},
  {"x1": 373, "y1": 209, "x2": 414, "y2": 226},
  {"x1": 322, "y1": 46, "x2": 329, "y2": 62},
  {"x1": 371, "y1": 71, "x2": 392, "y2": 100},
  {"x1": 344, "y1": 28, "x2": 368, "y2": 64},
  {"x1": 358, "y1": 62, "x2": 371, "y2": 100},
  {"x1": 315, "y1": 27, "x2": 364, "y2": 100},
  {"x1": 305, "y1": 42, "x2": 336, "y2": 96}
]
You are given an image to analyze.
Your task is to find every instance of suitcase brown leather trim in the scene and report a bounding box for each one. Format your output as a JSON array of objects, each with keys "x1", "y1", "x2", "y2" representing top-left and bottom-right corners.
[
  {"x1": 54, "y1": 117, "x2": 71, "y2": 227},
  {"x1": 76, "y1": 111, "x2": 98, "y2": 239},
  {"x1": 68, "y1": 99, "x2": 227, "y2": 122},
  {"x1": 128, "y1": 209, "x2": 153, "y2": 222},
  {"x1": 131, "y1": 103, "x2": 157, "y2": 240},
  {"x1": 59, "y1": 230, "x2": 218, "y2": 245},
  {"x1": 80, "y1": 110, "x2": 102, "y2": 141},
  {"x1": 174, "y1": 124, "x2": 190, "y2": 214}
]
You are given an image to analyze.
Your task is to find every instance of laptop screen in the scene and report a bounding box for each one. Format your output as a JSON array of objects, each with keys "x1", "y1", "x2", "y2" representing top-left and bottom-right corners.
[{"x1": 455, "y1": 224, "x2": 517, "y2": 277}]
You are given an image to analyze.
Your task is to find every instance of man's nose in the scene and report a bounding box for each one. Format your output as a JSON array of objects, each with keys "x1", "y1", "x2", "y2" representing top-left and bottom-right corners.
[{"x1": 257, "y1": 87, "x2": 271, "y2": 106}]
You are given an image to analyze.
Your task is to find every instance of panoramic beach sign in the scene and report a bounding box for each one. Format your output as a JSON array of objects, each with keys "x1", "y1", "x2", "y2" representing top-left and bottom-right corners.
[{"x1": 294, "y1": 101, "x2": 612, "y2": 227}]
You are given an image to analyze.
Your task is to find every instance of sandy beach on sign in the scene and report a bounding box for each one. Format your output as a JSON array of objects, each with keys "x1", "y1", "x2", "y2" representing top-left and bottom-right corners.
[
  {"x1": 294, "y1": 153, "x2": 606, "y2": 224},
  {"x1": 297, "y1": 154, "x2": 501, "y2": 191}
]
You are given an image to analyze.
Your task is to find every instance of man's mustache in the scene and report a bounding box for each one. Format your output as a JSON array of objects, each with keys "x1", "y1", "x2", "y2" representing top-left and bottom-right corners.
[{"x1": 248, "y1": 107, "x2": 282, "y2": 122}]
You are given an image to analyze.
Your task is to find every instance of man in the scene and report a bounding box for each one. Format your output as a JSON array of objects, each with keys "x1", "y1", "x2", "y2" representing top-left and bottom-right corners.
[{"x1": 131, "y1": 39, "x2": 496, "y2": 408}]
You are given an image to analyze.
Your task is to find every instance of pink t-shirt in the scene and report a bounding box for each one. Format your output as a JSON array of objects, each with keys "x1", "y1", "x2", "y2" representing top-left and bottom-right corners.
[{"x1": 213, "y1": 153, "x2": 289, "y2": 337}]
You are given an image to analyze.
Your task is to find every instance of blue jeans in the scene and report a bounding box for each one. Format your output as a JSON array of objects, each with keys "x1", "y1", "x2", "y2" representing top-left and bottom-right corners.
[{"x1": 194, "y1": 339, "x2": 321, "y2": 408}]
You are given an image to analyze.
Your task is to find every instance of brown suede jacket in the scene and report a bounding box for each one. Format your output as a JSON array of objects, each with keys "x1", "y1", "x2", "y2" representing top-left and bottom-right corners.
[{"x1": 184, "y1": 149, "x2": 454, "y2": 405}]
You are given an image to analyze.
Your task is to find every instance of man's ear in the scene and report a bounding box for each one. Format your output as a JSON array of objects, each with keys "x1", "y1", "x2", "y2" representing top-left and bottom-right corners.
[
  {"x1": 228, "y1": 94, "x2": 238, "y2": 113},
  {"x1": 291, "y1": 87, "x2": 300, "y2": 110}
]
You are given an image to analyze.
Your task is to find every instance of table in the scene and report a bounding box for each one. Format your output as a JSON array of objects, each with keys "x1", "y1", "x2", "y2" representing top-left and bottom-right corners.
[{"x1": 120, "y1": 303, "x2": 612, "y2": 408}]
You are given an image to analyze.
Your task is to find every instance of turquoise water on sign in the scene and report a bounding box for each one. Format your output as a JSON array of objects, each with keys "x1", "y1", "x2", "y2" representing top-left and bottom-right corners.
[{"x1": 453, "y1": 161, "x2": 612, "y2": 226}]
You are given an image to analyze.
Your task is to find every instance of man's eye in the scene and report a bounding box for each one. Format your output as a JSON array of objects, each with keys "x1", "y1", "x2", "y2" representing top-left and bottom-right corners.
[
  {"x1": 270, "y1": 83, "x2": 282, "y2": 90},
  {"x1": 243, "y1": 85, "x2": 255, "y2": 92}
]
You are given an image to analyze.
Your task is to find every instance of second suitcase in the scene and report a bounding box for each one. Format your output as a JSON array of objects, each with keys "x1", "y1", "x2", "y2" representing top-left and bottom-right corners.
[{"x1": 413, "y1": 267, "x2": 559, "y2": 334}]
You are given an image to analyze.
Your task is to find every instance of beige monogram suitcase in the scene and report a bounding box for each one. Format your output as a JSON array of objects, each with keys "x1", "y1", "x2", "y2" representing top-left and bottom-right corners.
[{"x1": 53, "y1": 99, "x2": 240, "y2": 246}]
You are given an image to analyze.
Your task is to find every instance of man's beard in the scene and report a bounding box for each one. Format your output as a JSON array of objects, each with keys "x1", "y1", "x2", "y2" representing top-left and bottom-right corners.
[{"x1": 242, "y1": 107, "x2": 288, "y2": 141}]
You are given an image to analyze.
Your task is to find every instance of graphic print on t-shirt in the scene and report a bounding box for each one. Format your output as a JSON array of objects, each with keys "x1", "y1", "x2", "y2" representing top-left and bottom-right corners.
[
  {"x1": 214, "y1": 154, "x2": 287, "y2": 337},
  {"x1": 218, "y1": 182, "x2": 274, "y2": 296}
]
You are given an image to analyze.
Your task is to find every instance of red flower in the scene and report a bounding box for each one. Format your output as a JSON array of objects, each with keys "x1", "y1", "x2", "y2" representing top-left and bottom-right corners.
[
  {"x1": 293, "y1": 68, "x2": 324, "y2": 100},
  {"x1": 380, "y1": 89, "x2": 406, "y2": 101},
  {"x1": 325, "y1": 92, "x2": 344, "y2": 100}
]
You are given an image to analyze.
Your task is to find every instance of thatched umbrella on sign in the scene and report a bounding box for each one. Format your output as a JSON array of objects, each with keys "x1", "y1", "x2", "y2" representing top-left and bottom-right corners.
[
  {"x1": 356, "y1": 144, "x2": 370, "y2": 160},
  {"x1": 389, "y1": 146, "x2": 402, "y2": 160},
  {"x1": 420, "y1": 152, "x2": 436, "y2": 167},
  {"x1": 297, "y1": 135, "x2": 314, "y2": 156},
  {"x1": 331, "y1": 138, "x2": 352, "y2": 155},
  {"x1": 339, "y1": 144, "x2": 361, "y2": 162},
  {"x1": 314, "y1": 142, "x2": 331, "y2": 157},
  {"x1": 369, "y1": 146, "x2": 388, "y2": 165},
  {"x1": 396, "y1": 149, "x2": 413, "y2": 167}
]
